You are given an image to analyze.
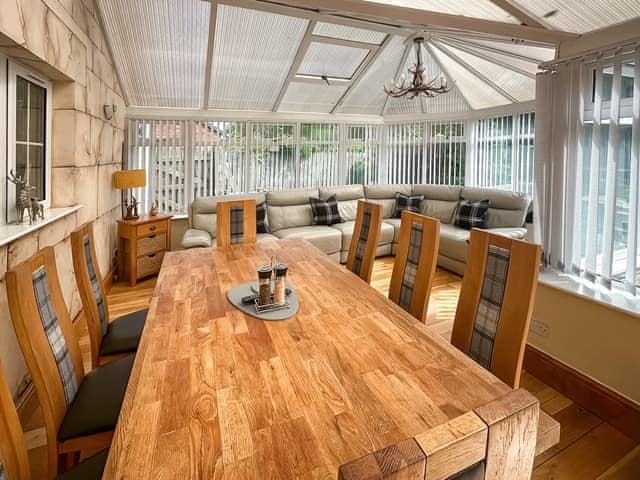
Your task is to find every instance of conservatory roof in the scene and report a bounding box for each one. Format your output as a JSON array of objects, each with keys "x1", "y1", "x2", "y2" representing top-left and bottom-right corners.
[{"x1": 97, "y1": 0, "x2": 640, "y2": 116}]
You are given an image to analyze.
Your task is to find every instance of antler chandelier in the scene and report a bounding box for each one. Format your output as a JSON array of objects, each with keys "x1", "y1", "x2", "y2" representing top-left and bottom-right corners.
[{"x1": 385, "y1": 37, "x2": 451, "y2": 99}]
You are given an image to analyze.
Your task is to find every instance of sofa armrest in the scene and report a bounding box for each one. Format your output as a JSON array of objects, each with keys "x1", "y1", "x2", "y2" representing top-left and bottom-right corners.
[{"x1": 182, "y1": 228, "x2": 213, "y2": 249}]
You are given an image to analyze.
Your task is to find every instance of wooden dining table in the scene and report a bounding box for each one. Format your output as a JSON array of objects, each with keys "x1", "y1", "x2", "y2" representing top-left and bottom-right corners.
[{"x1": 103, "y1": 239, "x2": 558, "y2": 479}]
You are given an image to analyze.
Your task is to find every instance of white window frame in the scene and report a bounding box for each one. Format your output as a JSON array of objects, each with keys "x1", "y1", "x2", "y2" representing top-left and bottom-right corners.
[{"x1": 6, "y1": 58, "x2": 52, "y2": 224}]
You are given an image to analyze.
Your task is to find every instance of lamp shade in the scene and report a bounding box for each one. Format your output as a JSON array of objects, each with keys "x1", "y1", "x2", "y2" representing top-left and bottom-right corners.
[{"x1": 113, "y1": 169, "x2": 146, "y2": 189}]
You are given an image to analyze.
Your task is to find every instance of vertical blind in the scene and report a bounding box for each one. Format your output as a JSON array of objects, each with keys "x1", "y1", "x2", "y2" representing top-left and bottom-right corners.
[
  {"x1": 127, "y1": 115, "x2": 534, "y2": 216},
  {"x1": 537, "y1": 45, "x2": 639, "y2": 294}
]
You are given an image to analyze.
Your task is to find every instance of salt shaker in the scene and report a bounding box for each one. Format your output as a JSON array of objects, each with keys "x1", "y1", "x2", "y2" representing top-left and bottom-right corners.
[
  {"x1": 257, "y1": 265, "x2": 272, "y2": 306},
  {"x1": 274, "y1": 263, "x2": 288, "y2": 305}
]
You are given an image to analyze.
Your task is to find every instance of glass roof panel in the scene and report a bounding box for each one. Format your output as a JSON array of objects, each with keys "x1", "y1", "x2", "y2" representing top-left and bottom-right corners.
[
  {"x1": 510, "y1": 0, "x2": 640, "y2": 34},
  {"x1": 279, "y1": 82, "x2": 349, "y2": 113},
  {"x1": 98, "y1": 0, "x2": 209, "y2": 107},
  {"x1": 313, "y1": 22, "x2": 387, "y2": 45},
  {"x1": 209, "y1": 5, "x2": 308, "y2": 111},
  {"x1": 298, "y1": 43, "x2": 370, "y2": 79},
  {"x1": 362, "y1": 0, "x2": 518, "y2": 23},
  {"x1": 461, "y1": 37, "x2": 556, "y2": 63}
]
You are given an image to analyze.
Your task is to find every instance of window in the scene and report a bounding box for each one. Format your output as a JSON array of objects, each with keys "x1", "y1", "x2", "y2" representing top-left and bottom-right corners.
[
  {"x1": 299, "y1": 123, "x2": 340, "y2": 187},
  {"x1": 345, "y1": 125, "x2": 380, "y2": 185},
  {"x1": 425, "y1": 121, "x2": 466, "y2": 185},
  {"x1": 250, "y1": 123, "x2": 296, "y2": 192},
  {"x1": 3, "y1": 57, "x2": 52, "y2": 223},
  {"x1": 386, "y1": 122, "x2": 425, "y2": 184}
]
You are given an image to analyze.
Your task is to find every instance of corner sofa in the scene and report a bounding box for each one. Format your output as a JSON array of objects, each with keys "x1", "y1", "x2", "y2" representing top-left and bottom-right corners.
[{"x1": 181, "y1": 184, "x2": 530, "y2": 275}]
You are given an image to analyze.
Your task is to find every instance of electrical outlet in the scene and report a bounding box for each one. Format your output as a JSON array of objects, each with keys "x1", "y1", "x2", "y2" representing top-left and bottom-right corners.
[{"x1": 530, "y1": 318, "x2": 550, "y2": 337}]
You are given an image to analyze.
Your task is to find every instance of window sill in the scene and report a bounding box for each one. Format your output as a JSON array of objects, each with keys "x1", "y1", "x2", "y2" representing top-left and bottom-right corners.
[
  {"x1": 0, "y1": 205, "x2": 82, "y2": 248},
  {"x1": 539, "y1": 269, "x2": 640, "y2": 318}
]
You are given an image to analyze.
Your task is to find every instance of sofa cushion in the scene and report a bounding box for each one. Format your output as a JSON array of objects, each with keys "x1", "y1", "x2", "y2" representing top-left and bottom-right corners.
[
  {"x1": 331, "y1": 220, "x2": 394, "y2": 251},
  {"x1": 182, "y1": 228, "x2": 213, "y2": 249},
  {"x1": 487, "y1": 227, "x2": 527, "y2": 239},
  {"x1": 365, "y1": 184, "x2": 412, "y2": 218},
  {"x1": 384, "y1": 218, "x2": 402, "y2": 244},
  {"x1": 412, "y1": 184, "x2": 462, "y2": 223},
  {"x1": 267, "y1": 188, "x2": 318, "y2": 231},
  {"x1": 460, "y1": 187, "x2": 529, "y2": 228},
  {"x1": 454, "y1": 199, "x2": 490, "y2": 229},
  {"x1": 310, "y1": 195, "x2": 344, "y2": 225},
  {"x1": 393, "y1": 192, "x2": 424, "y2": 218},
  {"x1": 190, "y1": 193, "x2": 267, "y2": 237},
  {"x1": 319, "y1": 185, "x2": 365, "y2": 221},
  {"x1": 274, "y1": 226, "x2": 341, "y2": 254},
  {"x1": 439, "y1": 223, "x2": 472, "y2": 263}
]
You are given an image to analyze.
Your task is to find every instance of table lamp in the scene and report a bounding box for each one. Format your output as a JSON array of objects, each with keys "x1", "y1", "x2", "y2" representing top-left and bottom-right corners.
[{"x1": 113, "y1": 169, "x2": 146, "y2": 220}]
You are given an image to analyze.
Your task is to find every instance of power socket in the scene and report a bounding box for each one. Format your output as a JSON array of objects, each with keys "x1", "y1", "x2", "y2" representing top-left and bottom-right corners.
[{"x1": 530, "y1": 318, "x2": 550, "y2": 337}]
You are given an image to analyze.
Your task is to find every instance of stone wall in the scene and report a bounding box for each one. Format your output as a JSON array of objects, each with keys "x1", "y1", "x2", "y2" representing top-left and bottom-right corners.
[{"x1": 0, "y1": 0, "x2": 125, "y2": 395}]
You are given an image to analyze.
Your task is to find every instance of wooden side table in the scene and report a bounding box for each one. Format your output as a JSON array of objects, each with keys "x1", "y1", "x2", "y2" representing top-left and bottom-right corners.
[{"x1": 117, "y1": 215, "x2": 172, "y2": 286}]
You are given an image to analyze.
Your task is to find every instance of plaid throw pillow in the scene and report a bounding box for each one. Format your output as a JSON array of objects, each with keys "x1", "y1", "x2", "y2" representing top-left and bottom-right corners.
[
  {"x1": 309, "y1": 195, "x2": 344, "y2": 225},
  {"x1": 393, "y1": 192, "x2": 424, "y2": 218},
  {"x1": 256, "y1": 202, "x2": 269, "y2": 234},
  {"x1": 455, "y1": 199, "x2": 490, "y2": 229}
]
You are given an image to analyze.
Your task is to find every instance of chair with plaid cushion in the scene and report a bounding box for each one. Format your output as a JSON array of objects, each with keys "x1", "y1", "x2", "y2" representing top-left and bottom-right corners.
[
  {"x1": 216, "y1": 199, "x2": 257, "y2": 247},
  {"x1": 388, "y1": 211, "x2": 440, "y2": 323},
  {"x1": 6, "y1": 247, "x2": 134, "y2": 478},
  {"x1": 451, "y1": 228, "x2": 541, "y2": 388},
  {"x1": 71, "y1": 222, "x2": 146, "y2": 369},
  {"x1": 0, "y1": 355, "x2": 109, "y2": 480},
  {"x1": 346, "y1": 201, "x2": 383, "y2": 283}
]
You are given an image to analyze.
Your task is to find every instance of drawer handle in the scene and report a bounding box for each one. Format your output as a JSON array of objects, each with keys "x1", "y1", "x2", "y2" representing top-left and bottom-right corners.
[
  {"x1": 149, "y1": 253, "x2": 156, "y2": 258},
  {"x1": 149, "y1": 226, "x2": 157, "y2": 231},
  {"x1": 148, "y1": 234, "x2": 156, "y2": 239}
]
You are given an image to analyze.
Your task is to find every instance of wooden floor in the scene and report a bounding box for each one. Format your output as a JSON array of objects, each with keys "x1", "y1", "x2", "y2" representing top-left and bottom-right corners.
[{"x1": 22, "y1": 257, "x2": 639, "y2": 479}]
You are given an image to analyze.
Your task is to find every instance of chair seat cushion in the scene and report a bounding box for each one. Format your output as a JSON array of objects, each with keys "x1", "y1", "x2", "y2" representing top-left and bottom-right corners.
[
  {"x1": 274, "y1": 226, "x2": 341, "y2": 254},
  {"x1": 99, "y1": 309, "x2": 147, "y2": 357},
  {"x1": 55, "y1": 449, "x2": 109, "y2": 480},
  {"x1": 331, "y1": 221, "x2": 394, "y2": 251},
  {"x1": 57, "y1": 355, "x2": 134, "y2": 442}
]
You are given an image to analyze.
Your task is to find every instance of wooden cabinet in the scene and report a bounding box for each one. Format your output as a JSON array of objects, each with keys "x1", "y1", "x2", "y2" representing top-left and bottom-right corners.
[{"x1": 117, "y1": 215, "x2": 171, "y2": 286}]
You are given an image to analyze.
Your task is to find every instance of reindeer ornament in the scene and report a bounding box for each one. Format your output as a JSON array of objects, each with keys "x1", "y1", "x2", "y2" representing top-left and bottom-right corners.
[{"x1": 8, "y1": 170, "x2": 37, "y2": 224}]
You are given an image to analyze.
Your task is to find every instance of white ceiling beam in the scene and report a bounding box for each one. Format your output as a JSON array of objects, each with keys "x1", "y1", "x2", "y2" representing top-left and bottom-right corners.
[
  {"x1": 310, "y1": 35, "x2": 378, "y2": 51},
  {"x1": 381, "y1": 41, "x2": 412, "y2": 115},
  {"x1": 486, "y1": 0, "x2": 546, "y2": 28},
  {"x1": 259, "y1": 0, "x2": 576, "y2": 44},
  {"x1": 293, "y1": 76, "x2": 352, "y2": 85},
  {"x1": 272, "y1": 20, "x2": 317, "y2": 112},
  {"x1": 430, "y1": 41, "x2": 518, "y2": 103},
  {"x1": 332, "y1": 34, "x2": 392, "y2": 114},
  {"x1": 435, "y1": 37, "x2": 536, "y2": 79},
  {"x1": 436, "y1": 34, "x2": 547, "y2": 64},
  {"x1": 203, "y1": 1, "x2": 219, "y2": 109},
  {"x1": 423, "y1": 42, "x2": 473, "y2": 111}
]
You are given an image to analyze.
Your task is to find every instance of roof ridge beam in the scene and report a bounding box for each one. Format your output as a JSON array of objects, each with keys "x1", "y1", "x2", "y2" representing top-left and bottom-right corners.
[
  {"x1": 203, "y1": 1, "x2": 219, "y2": 109},
  {"x1": 486, "y1": 0, "x2": 547, "y2": 28},
  {"x1": 256, "y1": 0, "x2": 576, "y2": 44}
]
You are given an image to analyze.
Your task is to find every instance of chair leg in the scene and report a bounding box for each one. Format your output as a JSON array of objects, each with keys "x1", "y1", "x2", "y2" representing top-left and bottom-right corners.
[{"x1": 57, "y1": 451, "x2": 80, "y2": 474}]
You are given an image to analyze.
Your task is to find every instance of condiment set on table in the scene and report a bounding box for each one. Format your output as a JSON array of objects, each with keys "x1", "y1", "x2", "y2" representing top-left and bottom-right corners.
[{"x1": 241, "y1": 256, "x2": 291, "y2": 313}]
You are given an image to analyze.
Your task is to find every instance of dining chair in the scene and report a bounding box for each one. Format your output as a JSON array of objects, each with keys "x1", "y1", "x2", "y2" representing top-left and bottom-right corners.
[
  {"x1": 216, "y1": 199, "x2": 257, "y2": 247},
  {"x1": 71, "y1": 222, "x2": 146, "y2": 369},
  {"x1": 6, "y1": 247, "x2": 134, "y2": 478},
  {"x1": 338, "y1": 389, "x2": 539, "y2": 480},
  {"x1": 451, "y1": 228, "x2": 542, "y2": 389},
  {"x1": 0, "y1": 355, "x2": 109, "y2": 480},
  {"x1": 346, "y1": 200, "x2": 383, "y2": 283},
  {"x1": 388, "y1": 211, "x2": 440, "y2": 323}
]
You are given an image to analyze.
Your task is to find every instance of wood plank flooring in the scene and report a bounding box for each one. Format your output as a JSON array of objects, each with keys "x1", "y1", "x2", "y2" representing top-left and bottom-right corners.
[{"x1": 22, "y1": 257, "x2": 638, "y2": 479}]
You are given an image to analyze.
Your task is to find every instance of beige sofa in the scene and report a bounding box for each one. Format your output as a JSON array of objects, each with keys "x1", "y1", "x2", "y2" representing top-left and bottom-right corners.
[{"x1": 181, "y1": 184, "x2": 530, "y2": 275}]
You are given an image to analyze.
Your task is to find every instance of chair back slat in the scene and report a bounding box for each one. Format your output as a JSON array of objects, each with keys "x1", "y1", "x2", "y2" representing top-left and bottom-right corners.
[
  {"x1": 346, "y1": 201, "x2": 382, "y2": 283},
  {"x1": 0, "y1": 359, "x2": 30, "y2": 480},
  {"x1": 389, "y1": 211, "x2": 440, "y2": 322},
  {"x1": 452, "y1": 229, "x2": 541, "y2": 388},
  {"x1": 216, "y1": 199, "x2": 257, "y2": 247},
  {"x1": 6, "y1": 247, "x2": 85, "y2": 477},
  {"x1": 71, "y1": 222, "x2": 109, "y2": 369}
]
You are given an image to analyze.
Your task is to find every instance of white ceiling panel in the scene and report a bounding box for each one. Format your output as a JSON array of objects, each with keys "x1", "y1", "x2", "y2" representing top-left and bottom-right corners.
[
  {"x1": 98, "y1": 0, "x2": 209, "y2": 107},
  {"x1": 279, "y1": 82, "x2": 349, "y2": 113},
  {"x1": 298, "y1": 43, "x2": 370, "y2": 79},
  {"x1": 313, "y1": 22, "x2": 387, "y2": 45},
  {"x1": 209, "y1": 5, "x2": 308, "y2": 111},
  {"x1": 510, "y1": 0, "x2": 640, "y2": 34},
  {"x1": 462, "y1": 38, "x2": 556, "y2": 63},
  {"x1": 362, "y1": 0, "x2": 518, "y2": 23}
]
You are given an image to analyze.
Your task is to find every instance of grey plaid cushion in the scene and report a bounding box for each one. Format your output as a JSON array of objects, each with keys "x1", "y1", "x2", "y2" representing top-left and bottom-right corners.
[
  {"x1": 351, "y1": 208, "x2": 372, "y2": 276},
  {"x1": 310, "y1": 195, "x2": 344, "y2": 226},
  {"x1": 230, "y1": 206, "x2": 244, "y2": 244},
  {"x1": 84, "y1": 235, "x2": 108, "y2": 337},
  {"x1": 469, "y1": 245, "x2": 510, "y2": 369},
  {"x1": 32, "y1": 266, "x2": 79, "y2": 406},
  {"x1": 454, "y1": 199, "x2": 489, "y2": 230},
  {"x1": 393, "y1": 192, "x2": 424, "y2": 218},
  {"x1": 256, "y1": 201, "x2": 269, "y2": 234},
  {"x1": 399, "y1": 222, "x2": 424, "y2": 311}
]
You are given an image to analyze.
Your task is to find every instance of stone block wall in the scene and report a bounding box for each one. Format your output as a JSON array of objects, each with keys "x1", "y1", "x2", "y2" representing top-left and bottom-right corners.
[{"x1": 0, "y1": 0, "x2": 125, "y2": 395}]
